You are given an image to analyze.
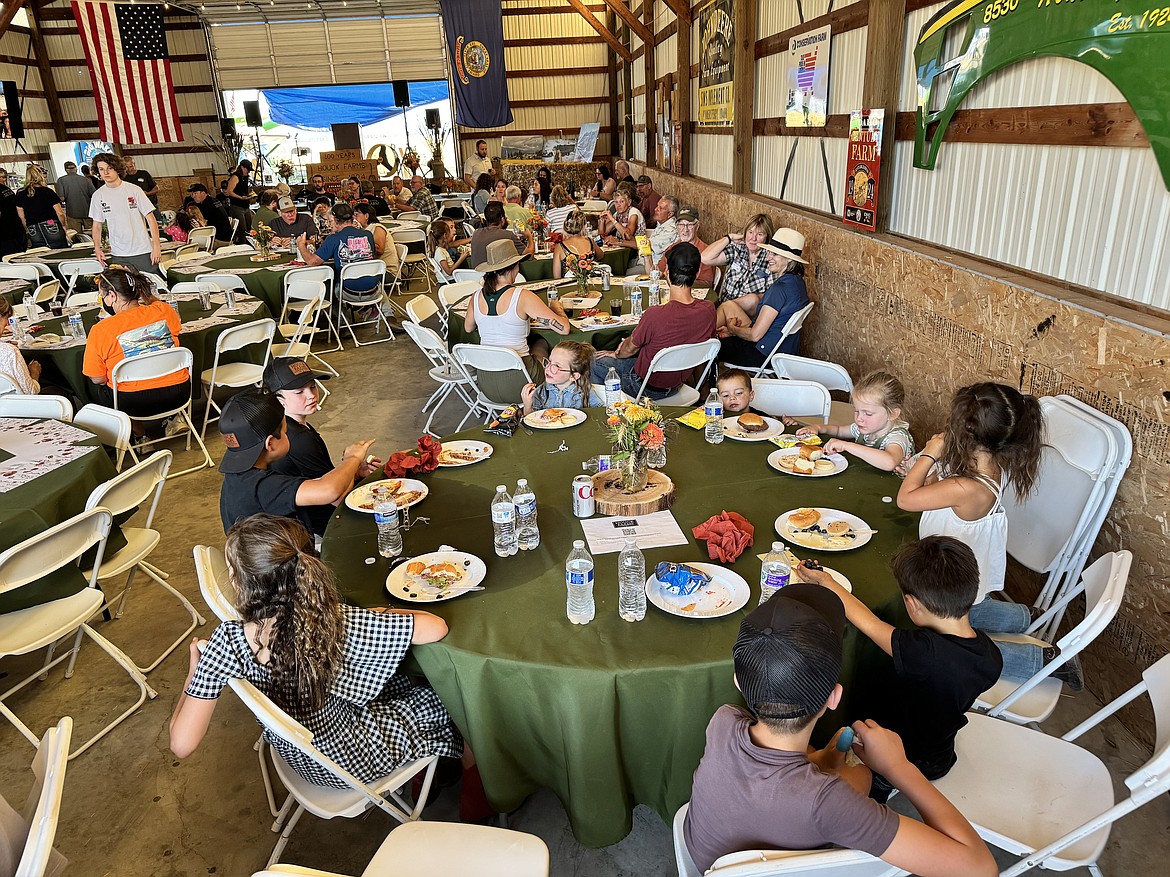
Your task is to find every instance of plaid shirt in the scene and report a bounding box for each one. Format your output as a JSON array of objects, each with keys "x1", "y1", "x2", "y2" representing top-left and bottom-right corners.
[
  {"x1": 718, "y1": 241, "x2": 773, "y2": 303},
  {"x1": 186, "y1": 605, "x2": 462, "y2": 788},
  {"x1": 408, "y1": 186, "x2": 438, "y2": 218}
]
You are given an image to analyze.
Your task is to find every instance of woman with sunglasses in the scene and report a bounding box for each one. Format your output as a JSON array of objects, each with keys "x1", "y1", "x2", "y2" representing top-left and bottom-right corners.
[{"x1": 82, "y1": 265, "x2": 188, "y2": 428}]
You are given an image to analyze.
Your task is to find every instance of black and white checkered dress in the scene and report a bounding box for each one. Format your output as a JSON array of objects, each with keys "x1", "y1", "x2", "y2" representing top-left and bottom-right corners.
[{"x1": 186, "y1": 606, "x2": 463, "y2": 788}]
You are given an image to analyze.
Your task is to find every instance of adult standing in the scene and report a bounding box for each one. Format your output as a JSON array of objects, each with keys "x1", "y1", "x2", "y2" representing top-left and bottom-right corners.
[
  {"x1": 122, "y1": 156, "x2": 160, "y2": 210},
  {"x1": 635, "y1": 176, "x2": 661, "y2": 228},
  {"x1": 56, "y1": 161, "x2": 95, "y2": 236},
  {"x1": 81, "y1": 164, "x2": 101, "y2": 190},
  {"x1": 89, "y1": 152, "x2": 162, "y2": 275},
  {"x1": 0, "y1": 170, "x2": 25, "y2": 257},
  {"x1": 657, "y1": 206, "x2": 716, "y2": 287},
  {"x1": 16, "y1": 166, "x2": 68, "y2": 249},
  {"x1": 701, "y1": 213, "x2": 776, "y2": 313},
  {"x1": 716, "y1": 228, "x2": 811, "y2": 366},
  {"x1": 226, "y1": 159, "x2": 255, "y2": 240},
  {"x1": 463, "y1": 139, "x2": 493, "y2": 187},
  {"x1": 591, "y1": 243, "x2": 717, "y2": 399},
  {"x1": 185, "y1": 183, "x2": 233, "y2": 246}
]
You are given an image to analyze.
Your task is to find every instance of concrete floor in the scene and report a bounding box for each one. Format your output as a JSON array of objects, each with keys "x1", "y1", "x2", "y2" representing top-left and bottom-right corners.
[{"x1": 1, "y1": 288, "x2": 1168, "y2": 876}]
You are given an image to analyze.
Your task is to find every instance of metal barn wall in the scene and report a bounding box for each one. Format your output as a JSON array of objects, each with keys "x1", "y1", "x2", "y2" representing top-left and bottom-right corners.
[{"x1": 890, "y1": 2, "x2": 1170, "y2": 309}]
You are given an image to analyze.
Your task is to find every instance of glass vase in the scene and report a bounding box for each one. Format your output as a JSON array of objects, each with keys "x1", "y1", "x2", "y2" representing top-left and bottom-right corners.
[{"x1": 620, "y1": 452, "x2": 649, "y2": 492}]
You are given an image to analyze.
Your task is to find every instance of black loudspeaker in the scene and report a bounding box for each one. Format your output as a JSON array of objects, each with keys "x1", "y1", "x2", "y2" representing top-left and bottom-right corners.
[
  {"x1": 392, "y1": 80, "x2": 410, "y2": 108},
  {"x1": 425, "y1": 108, "x2": 441, "y2": 130},
  {"x1": 220, "y1": 117, "x2": 237, "y2": 138},
  {"x1": 1, "y1": 81, "x2": 23, "y2": 140},
  {"x1": 243, "y1": 100, "x2": 262, "y2": 128},
  {"x1": 331, "y1": 123, "x2": 361, "y2": 151}
]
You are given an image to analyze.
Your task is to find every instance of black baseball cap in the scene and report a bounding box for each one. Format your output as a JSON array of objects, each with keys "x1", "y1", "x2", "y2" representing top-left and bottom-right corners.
[
  {"x1": 218, "y1": 389, "x2": 285, "y2": 474},
  {"x1": 263, "y1": 357, "x2": 332, "y2": 392},
  {"x1": 636, "y1": 174, "x2": 653, "y2": 185},
  {"x1": 187, "y1": 183, "x2": 208, "y2": 193},
  {"x1": 733, "y1": 583, "x2": 845, "y2": 721}
]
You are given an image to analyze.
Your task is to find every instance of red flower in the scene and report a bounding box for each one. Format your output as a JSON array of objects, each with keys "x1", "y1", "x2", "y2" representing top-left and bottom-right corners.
[
  {"x1": 548, "y1": 232, "x2": 563, "y2": 245},
  {"x1": 639, "y1": 423, "x2": 665, "y2": 450}
]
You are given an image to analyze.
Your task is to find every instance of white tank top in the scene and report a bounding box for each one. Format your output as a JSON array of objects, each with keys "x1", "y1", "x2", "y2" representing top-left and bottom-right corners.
[
  {"x1": 918, "y1": 472, "x2": 1007, "y2": 604},
  {"x1": 474, "y1": 285, "x2": 529, "y2": 357}
]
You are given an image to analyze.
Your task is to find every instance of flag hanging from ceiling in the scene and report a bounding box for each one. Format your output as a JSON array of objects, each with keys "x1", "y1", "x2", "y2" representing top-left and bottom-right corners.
[
  {"x1": 70, "y1": 0, "x2": 183, "y2": 144},
  {"x1": 438, "y1": 0, "x2": 513, "y2": 129}
]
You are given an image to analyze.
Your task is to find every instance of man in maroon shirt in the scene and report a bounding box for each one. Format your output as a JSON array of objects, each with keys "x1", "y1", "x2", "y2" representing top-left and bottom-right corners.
[{"x1": 591, "y1": 243, "x2": 716, "y2": 399}]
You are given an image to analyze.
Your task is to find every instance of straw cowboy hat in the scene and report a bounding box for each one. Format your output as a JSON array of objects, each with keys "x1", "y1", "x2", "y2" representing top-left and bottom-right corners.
[
  {"x1": 475, "y1": 238, "x2": 530, "y2": 273},
  {"x1": 759, "y1": 228, "x2": 809, "y2": 264}
]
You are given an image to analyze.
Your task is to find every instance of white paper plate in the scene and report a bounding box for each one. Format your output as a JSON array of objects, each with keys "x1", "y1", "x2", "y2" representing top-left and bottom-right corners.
[
  {"x1": 767, "y1": 448, "x2": 849, "y2": 477},
  {"x1": 774, "y1": 508, "x2": 872, "y2": 552},
  {"x1": 345, "y1": 478, "x2": 429, "y2": 513},
  {"x1": 570, "y1": 314, "x2": 637, "y2": 330},
  {"x1": 386, "y1": 551, "x2": 486, "y2": 603},
  {"x1": 779, "y1": 549, "x2": 853, "y2": 592},
  {"x1": 645, "y1": 562, "x2": 750, "y2": 619},
  {"x1": 723, "y1": 415, "x2": 785, "y2": 441},
  {"x1": 437, "y1": 440, "x2": 494, "y2": 467},
  {"x1": 523, "y1": 408, "x2": 587, "y2": 429}
]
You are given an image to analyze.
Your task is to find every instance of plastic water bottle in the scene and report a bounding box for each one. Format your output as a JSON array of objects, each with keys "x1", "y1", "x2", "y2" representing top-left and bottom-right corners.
[
  {"x1": 630, "y1": 285, "x2": 643, "y2": 318},
  {"x1": 565, "y1": 540, "x2": 595, "y2": 624},
  {"x1": 758, "y1": 541, "x2": 792, "y2": 605},
  {"x1": 704, "y1": 388, "x2": 724, "y2": 444},
  {"x1": 22, "y1": 292, "x2": 36, "y2": 318},
  {"x1": 7, "y1": 316, "x2": 22, "y2": 344},
  {"x1": 68, "y1": 313, "x2": 85, "y2": 340},
  {"x1": 374, "y1": 500, "x2": 403, "y2": 558},
  {"x1": 491, "y1": 484, "x2": 518, "y2": 557},
  {"x1": 582, "y1": 455, "x2": 612, "y2": 474},
  {"x1": 617, "y1": 537, "x2": 647, "y2": 622},
  {"x1": 514, "y1": 478, "x2": 540, "y2": 551},
  {"x1": 604, "y1": 367, "x2": 622, "y2": 412}
]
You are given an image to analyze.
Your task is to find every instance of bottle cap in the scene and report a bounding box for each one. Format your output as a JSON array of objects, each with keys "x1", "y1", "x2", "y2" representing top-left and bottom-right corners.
[
  {"x1": 496, "y1": 484, "x2": 506, "y2": 491},
  {"x1": 772, "y1": 541, "x2": 784, "y2": 550},
  {"x1": 573, "y1": 539, "x2": 584, "y2": 548}
]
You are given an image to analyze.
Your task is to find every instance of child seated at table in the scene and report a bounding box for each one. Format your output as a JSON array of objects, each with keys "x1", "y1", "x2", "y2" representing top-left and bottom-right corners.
[
  {"x1": 797, "y1": 370, "x2": 913, "y2": 471},
  {"x1": 683, "y1": 584, "x2": 995, "y2": 877},
  {"x1": 217, "y1": 387, "x2": 375, "y2": 537},
  {"x1": 263, "y1": 357, "x2": 382, "y2": 535},
  {"x1": 520, "y1": 341, "x2": 602, "y2": 415},
  {"x1": 715, "y1": 367, "x2": 756, "y2": 415},
  {"x1": 797, "y1": 537, "x2": 1002, "y2": 801}
]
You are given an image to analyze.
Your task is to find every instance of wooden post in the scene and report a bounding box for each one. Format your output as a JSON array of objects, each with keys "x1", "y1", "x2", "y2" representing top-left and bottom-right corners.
[
  {"x1": 623, "y1": 36, "x2": 634, "y2": 158},
  {"x1": 601, "y1": 0, "x2": 652, "y2": 45},
  {"x1": 731, "y1": 0, "x2": 756, "y2": 193},
  {"x1": 861, "y1": 0, "x2": 906, "y2": 231},
  {"x1": 676, "y1": 8, "x2": 691, "y2": 177},
  {"x1": 567, "y1": 0, "x2": 632, "y2": 63},
  {"x1": 26, "y1": 2, "x2": 66, "y2": 141},
  {"x1": 643, "y1": 0, "x2": 655, "y2": 169},
  {"x1": 607, "y1": 10, "x2": 621, "y2": 161}
]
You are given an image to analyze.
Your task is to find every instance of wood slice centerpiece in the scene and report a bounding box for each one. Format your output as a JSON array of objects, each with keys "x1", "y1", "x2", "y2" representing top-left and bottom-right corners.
[{"x1": 592, "y1": 469, "x2": 675, "y2": 515}]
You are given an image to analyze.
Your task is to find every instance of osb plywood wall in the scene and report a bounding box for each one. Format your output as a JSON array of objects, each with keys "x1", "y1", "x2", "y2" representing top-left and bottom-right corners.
[{"x1": 639, "y1": 167, "x2": 1170, "y2": 741}]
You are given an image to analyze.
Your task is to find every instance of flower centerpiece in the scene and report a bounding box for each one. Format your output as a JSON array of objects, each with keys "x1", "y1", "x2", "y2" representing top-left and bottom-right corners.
[
  {"x1": 249, "y1": 222, "x2": 276, "y2": 261},
  {"x1": 275, "y1": 158, "x2": 296, "y2": 183},
  {"x1": 526, "y1": 208, "x2": 548, "y2": 246},
  {"x1": 564, "y1": 251, "x2": 597, "y2": 299},
  {"x1": 383, "y1": 435, "x2": 442, "y2": 477},
  {"x1": 606, "y1": 399, "x2": 671, "y2": 492}
]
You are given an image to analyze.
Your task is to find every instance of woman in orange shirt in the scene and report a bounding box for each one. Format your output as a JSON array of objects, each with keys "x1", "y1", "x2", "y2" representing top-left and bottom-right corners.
[{"x1": 83, "y1": 265, "x2": 189, "y2": 422}]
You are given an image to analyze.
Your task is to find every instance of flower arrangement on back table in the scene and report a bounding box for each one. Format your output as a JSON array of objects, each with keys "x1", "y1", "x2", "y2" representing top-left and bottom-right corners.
[
  {"x1": 249, "y1": 222, "x2": 276, "y2": 261},
  {"x1": 606, "y1": 399, "x2": 672, "y2": 491},
  {"x1": 564, "y1": 251, "x2": 597, "y2": 298}
]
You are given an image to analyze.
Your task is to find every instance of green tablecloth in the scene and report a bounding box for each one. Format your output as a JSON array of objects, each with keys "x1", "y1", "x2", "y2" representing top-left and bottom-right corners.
[
  {"x1": 21, "y1": 297, "x2": 273, "y2": 405},
  {"x1": 0, "y1": 424, "x2": 121, "y2": 614},
  {"x1": 522, "y1": 246, "x2": 633, "y2": 282},
  {"x1": 166, "y1": 253, "x2": 294, "y2": 317},
  {"x1": 320, "y1": 410, "x2": 917, "y2": 846},
  {"x1": 0, "y1": 279, "x2": 34, "y2": 306},
  {"x1": 10, "y1": 242, "x2": 183, "y2": 281}
]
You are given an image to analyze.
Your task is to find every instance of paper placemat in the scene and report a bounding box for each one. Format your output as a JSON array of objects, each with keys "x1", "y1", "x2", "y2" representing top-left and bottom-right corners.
[{"x1": 580, "y1": 510, "x2": 689, "y2": 555}]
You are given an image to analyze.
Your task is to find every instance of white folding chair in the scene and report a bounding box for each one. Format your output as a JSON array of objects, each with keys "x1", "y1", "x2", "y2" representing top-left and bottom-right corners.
[
  {"x1": 672, "y1": 804, "x2": 906, "y2": 877},
  {"x1": 396, "y1": 210, "x2": 423, "y2": 221},
  {"x1": 0, "y1": 263, "x2": 40, "y2": 282},
  {"x1": 111, "y1": 347, "x2": 214, "y2": 478},
  {"x1": 13, "y1": 717, "x2": 71, "y2": 877},
  {"x1": 227, "y1": 216, "x2": 240, "y2": 242},
  {"x1": 213, "y1": 243, "x2": 255, "y2": 255},
  {"x1": 64, "y1": 290, "x2": 100, "y2": 308},
  {"x1": 359, "y1": 821, "x2": 550, "y2": 877},
  {"x1": 227, "y1": 675, "x2": 439, "y2": 868},
  {"x1": 192, "y1": 544, "x2": 240, "y2": 623},
  {"x1": 200, "y1": 318, "x2": 277, "y2": 440},
  {"x1": 770, "y1": 352, "x2": 855, "y2": 426},
  {"x1": 452, "y1": 343, "x2": 532, "y2": 430},
  {"x1": 272, "y1": 294, "x2": 335, "y2": 396},
  {"x1": 750, "y1": 378, "x2": 832, "y2": 424},
  {"x1": 284, "y1": 265, "x2": 341, "y2": 352},
  {"x1": 430, "y1": 254, "x2": 454, "y2": 285},
  {"x1": 934, "y1": 650, "x2": 1170, "y2": 877},
  {"x1": 83, "y1": 450, "x2": 206, "y2": 673},
  {"x1": 975, "y1": 551, "x2": 1130, "y2": 724},
  {"x1": 195, "y1": 272, "x2": 248, "y2": 295},
  {"x1": 581, "y1": 199, "x2": 608, "y2": 213},
  {"x1": 634, "y1": 339, "x2": 720, "y2": 406},
  {"x1": 383, "y1": 244, "x2": 409, "y2": 302},
  {"x1": 189, "y1": 227, "x2": 216, "y2": 251},
  {"x1": 438, "y1": 279, "x2": 479, "y2": 337},
  {"x1": 403, "y1": 321, "x2": 477, "y2": 438},
  {"x1": 0, "y1": 508, "x2": 155, "y2": 760},
  {"x1": 338, "y1": 261, "x2": 395, "y2": 347},
  {"x1": 0, "y1": 394, "x2": 73, "y2": 420},
  {"x1": 394, "y1": 228, "x2": 430, "y2": 290},
  {"x1": 174, "y1": 243, "x2": 203, "y2": 259},
  {"x1": 33, "y1": 280, "x2": 60, "y2": 308},
  {"x1": 405, "y1": 294, "x2": 438, "y2": 325},
  {"x1": 693, "y1": 265, "x2": 722, "y2": 300},
  {"x1": 58, "y1": 258, "x2": 103, "y2": 294},
  {"x1": 452, "y1": 268, "x2": 483, "y2": 284},
  {"x1": 724, "y1": 302, "x2": 814, "y2": 378},
  {"x1": 73, "y1": 403, "x2": 135, "y2": 470}
]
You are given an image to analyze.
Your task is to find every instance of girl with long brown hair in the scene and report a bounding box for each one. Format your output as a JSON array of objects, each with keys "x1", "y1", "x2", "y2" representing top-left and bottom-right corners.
[{"x1": 520, "y1": 340, "x2": 602, "y2": 415}]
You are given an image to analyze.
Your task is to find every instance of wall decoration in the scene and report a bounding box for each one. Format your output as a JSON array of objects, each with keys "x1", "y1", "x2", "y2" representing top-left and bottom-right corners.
[
  {"x1": 439, "y1": 0, "x2": 514, "y2": 129},
  {"x1": 697, "y1": 0, "x2": 734, "y2": 127},
  {"x1": 843, "y1": 110, "x2": 883, "y2": 231},
  {"x1": 784, "y1": 25, "x2": 832, "y2": 128}
]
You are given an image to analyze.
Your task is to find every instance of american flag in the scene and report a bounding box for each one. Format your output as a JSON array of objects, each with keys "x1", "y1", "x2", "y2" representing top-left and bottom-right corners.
[{"x1": 71, "y1": 0, "x2": 183, "y2": 144}]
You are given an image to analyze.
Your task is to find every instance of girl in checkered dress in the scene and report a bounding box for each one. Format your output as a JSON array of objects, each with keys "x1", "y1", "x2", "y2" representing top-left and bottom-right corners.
[{"x1": 169, "y1": 514, "x2": 463, "y2": 789}]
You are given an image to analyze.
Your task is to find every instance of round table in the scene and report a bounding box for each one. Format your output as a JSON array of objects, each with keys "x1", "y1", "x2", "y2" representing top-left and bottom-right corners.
[
  {"x1": 20, "y1": 296, "x2": 274, "y2": 405},
  {"x1": 522, "y1": 245, "x2": 632, "y2": 282},
  {"x1": 9, "y1": 242, "x2": 183, "y2": 281},
  {"x1": 320, "y1": 410, "x2": 917, "y2": 846},
  {"x1": 0, "y1": 421, "x2": 121, "y2": 614},
  {"x1": 166, "y1": 253, "x2": 295, "y2": 317},
  {"x1": 0, "y1": 279, "x2": 35, "y2": 306}
]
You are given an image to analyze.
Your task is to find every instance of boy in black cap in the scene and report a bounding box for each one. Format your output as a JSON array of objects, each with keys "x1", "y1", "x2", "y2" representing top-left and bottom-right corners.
[
  {"x1": 264, "y1": 357, "x2": 381, "y2": 534},
  {"x1": 684, "y1": 584, "x2": 995, "y2": 877},
  {"x1": 217, "y1": 387, "x2": 375, "y2": 535}
]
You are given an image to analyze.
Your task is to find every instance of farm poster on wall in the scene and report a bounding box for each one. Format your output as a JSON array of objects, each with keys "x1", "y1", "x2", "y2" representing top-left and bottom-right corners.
[
  {"x1": 842, "y1": 109, "x2": 883, "y2": 231},
  {"x1": 697, "y1": 0, "x2": 734, "y2": 126},
  {"x1": 784, "y1": 25, "x2": 832, "y2": 127}
]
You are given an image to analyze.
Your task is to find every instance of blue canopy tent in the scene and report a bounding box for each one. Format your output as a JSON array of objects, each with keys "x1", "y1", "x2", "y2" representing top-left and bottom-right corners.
[{"x1": 261, "y1": 81, "x2": 449, "y2": 130}]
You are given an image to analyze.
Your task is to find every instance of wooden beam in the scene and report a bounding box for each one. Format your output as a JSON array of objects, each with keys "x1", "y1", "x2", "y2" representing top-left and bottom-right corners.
[
  {"x1": 600, "y1": 0, "x2": 651, "y2": 45},
  {"x1": 676, "y1": 6, "x2": 691, "y2": 176},
  {"x1": 508, "y1": 96, "x2": 610, "y2": 108},
  {"x1": 503, "y1": 3, "x2": 606, "y2": 13},
  {"x1": 642, "y1": 0, "x2": 655, "y2": 168},
  {"x1": 662, "y1": 0, "x2": 691, "y2": 24},
  {"x1": 731, "y1": 0, "x2": 755, "y2": 193},
  {"x1": 565, "y1": 0, "x2": 632, "y2": 62},
  {"x1": 503, "y1": 36, "x2": 606, "y2": 47},
  {"x1": 508, "y1": 65, "x2": 609, "y2": 78},
  {"x1": 755, "y1": 1, "x2": 870, "y2": 59},
  {"x1": 622, "y1": 19, "x2": 634, "y2": 157},
  {"x1": 892, "y1": 103, "x2": 1150, "y2": 148},
  {"x1": 607, "y1": 10, "x2": 620, "y2": 160},
  {"x1": 0, "y1": 0, "x2": 27, "y2": 37},
  {"x1": 861, "y1": 0, "x2": 905, "y2": 231},
  {"x1": 25, "y1": 3, "x2": 65, "y2": 141},
  {"x1": 459, "y1": 126, "x2": 615, "y2": 139},
  {"x1": 655, "y1": 20, "x2": 677, "y2": 45}
]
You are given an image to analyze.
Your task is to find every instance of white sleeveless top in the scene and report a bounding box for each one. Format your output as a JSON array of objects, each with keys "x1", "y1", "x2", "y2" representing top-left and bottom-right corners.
[
  {"x1": 918, "y1": 472, "x2": 1007, "y2": 604},
  {"x1": 474, "y1": 286, "x2": 529, "y2": 357}
]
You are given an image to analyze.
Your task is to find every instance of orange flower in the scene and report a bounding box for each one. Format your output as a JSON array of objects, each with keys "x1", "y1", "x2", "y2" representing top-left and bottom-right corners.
[{"x1": 639, "y1": 423, "x2": 665, "y2": 450}]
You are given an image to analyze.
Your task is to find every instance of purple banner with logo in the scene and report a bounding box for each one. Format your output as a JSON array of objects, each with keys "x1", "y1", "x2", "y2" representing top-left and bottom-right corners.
[{"x1": 439, "y1": 0, "x2": 513, "y2": 129}]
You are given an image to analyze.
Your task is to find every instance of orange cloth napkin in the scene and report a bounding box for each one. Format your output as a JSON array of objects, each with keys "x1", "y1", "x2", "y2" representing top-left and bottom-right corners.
[{"x1": 692, "y1": 511, "x2": 755, "y2": 563}]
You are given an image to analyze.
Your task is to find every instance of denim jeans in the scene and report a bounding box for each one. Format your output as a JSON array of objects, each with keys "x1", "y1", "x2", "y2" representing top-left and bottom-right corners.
[
  {"x1": 590, "y1": 354, "x2": 674, "y2": 400},
  {"x1": 970, "y1": 596, "x2": 1041, "y2": 679}
]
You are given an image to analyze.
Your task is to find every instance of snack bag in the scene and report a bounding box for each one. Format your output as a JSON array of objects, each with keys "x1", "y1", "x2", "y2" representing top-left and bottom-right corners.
[
  {"x1": 654, "y1": 561, "x2": 712, "y2": 596},
  {"x1": 635, "y1": 235, "x2": 652, "y2": 258},
  {"x1": 486, "y1": 405, "x2": 521, "y2": 437},
  {"x1": 676, "y1": 408, "x2": 707, "y2": 430}
]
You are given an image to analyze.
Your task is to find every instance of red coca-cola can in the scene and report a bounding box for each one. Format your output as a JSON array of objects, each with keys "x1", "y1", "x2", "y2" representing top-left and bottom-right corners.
[{"x1": 572, "y1": 475, "x2": 595, "y2": 518}]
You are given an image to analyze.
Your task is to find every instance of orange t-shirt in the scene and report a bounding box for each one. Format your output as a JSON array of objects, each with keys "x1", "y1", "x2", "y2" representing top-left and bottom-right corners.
[{"x1": 82, "y1": 300, "x2": 187, "y2": 392}]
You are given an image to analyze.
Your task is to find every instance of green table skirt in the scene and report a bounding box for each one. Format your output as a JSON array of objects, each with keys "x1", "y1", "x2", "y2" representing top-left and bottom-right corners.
[
  {"x1": 522, "y1": 246, "x2": 632, "y2": 282},
  {"x1": 167, "y1": 253, "x2": 293, "y2": 317},
  {"x1": 321, "y1": 409, "x2": 917, "y2": 846}
]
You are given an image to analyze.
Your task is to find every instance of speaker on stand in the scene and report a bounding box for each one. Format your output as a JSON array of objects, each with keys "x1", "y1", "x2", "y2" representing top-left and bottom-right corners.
[
  {"x1": 392, "y1": 80, "x2": 410, "y2": 108},
  {"x1": 242, "y1": 100, "x2": 264, "y2": 182}
]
